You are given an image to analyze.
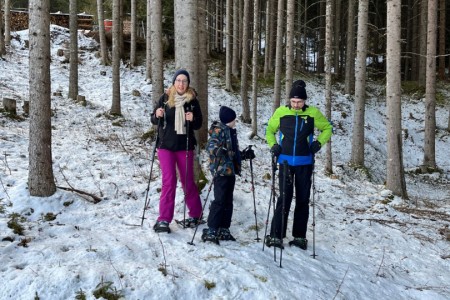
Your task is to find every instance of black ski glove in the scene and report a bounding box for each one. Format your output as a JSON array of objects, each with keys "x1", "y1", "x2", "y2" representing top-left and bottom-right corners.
[
  {"x1": 241, "y1": 148, "x2": 255, "y2": 160},
  {"x1": 270, "y1": 144, "x2": 282, "y2": 157},
  {"x1": 310, "y1": 141, "x2": 321, "y2": 154}
]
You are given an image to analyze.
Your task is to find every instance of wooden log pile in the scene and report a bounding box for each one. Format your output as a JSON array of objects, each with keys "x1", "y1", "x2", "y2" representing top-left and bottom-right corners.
[{"x1": 10, "y1": 10, "x2": 93, "y2": 31}]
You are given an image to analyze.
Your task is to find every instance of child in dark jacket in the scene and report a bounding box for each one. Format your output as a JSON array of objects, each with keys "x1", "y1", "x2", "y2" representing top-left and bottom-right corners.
[{"x1": 202, "y1": 106, "x2": 255, "y2": 245}]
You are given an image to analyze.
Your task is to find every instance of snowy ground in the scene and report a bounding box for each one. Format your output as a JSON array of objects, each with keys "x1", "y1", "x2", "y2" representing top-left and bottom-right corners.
[{"x1": 1, "y1": 26, "x2": 449, "y2": 300}]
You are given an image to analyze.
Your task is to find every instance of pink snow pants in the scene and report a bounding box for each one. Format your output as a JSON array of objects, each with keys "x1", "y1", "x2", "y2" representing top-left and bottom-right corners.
[{"x1": 156, "y1": 149, "x2": 202, "y2": 222}]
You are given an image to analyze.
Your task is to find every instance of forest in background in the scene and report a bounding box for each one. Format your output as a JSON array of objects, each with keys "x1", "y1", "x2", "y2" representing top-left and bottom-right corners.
[{"x1": 1, "y1": 0, "x2": 449, "y2": 200}]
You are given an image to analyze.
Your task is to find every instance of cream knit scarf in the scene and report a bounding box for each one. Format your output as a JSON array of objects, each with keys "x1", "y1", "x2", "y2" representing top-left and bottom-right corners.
[{"x1": 174, "y1": 93, "x2": 187, "y2": 134}]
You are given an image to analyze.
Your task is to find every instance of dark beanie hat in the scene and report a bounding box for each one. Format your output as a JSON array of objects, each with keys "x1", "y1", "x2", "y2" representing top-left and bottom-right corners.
[
  {"x1": 219, "y1": 106, "x2": 236, "y2": 124},
  {"x1": 289, "y1": 80, "x2": 307, "y2": 100},
  {"x1": 172, "y1": 69, "x2": 190, "y2": 85}
]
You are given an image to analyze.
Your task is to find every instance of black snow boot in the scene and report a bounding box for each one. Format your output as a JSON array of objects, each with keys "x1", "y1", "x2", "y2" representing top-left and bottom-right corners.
[
  {"x1": 218, "y1": 228, "x2": 236, "y2": 241},
  {"x1": 289, "y1": 237, "x2": 308, "y2": 250},
  {"x1": 176, "y1": 217, "x2": 204, "y2": 228},
  {"x1": 264, "y1": 235, "x2": 284, "y2": 249},
  {"x1": 201, "y1": 228, "x2": 220, "y2": 245},
  {"x1": 153, "y1": 221, "x2": 171, "y2": 233}
]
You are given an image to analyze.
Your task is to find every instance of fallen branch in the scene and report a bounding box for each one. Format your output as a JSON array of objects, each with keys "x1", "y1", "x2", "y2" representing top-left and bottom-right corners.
[
  {"x1": 354, "y1": 218, "x2": 419, "y2": 227},
  {"x1": 376, "y1": 247, "x2": 386, "y2": 277},
  {"x1": 333, "y1": 266, "x2": 349, "y2": 300},
  {"x1": 57, "y1": 166, "x2": 102, "y2": 203},
  {"x1": 57, "y1": 186, "x2": 102, "y2": 204}
]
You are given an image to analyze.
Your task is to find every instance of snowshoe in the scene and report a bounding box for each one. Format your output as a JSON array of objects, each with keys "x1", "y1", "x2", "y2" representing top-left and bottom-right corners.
[
  {"x1": 218, "y1": 228, "x2": 236, "y2": 241},
  {"x1": 264, "y1": 235, "x2": 284, "y2": 249},
  {"x1": 153, "y1": 221, "x2": 171, "y2": 233},
  {"x1": 201, "y1": 228, "x2": 220, "y2": 245},
  {"x1": 289, "y1": 237, "x2": 308, "y2": 250},
  {"x1": 175, "y1": 217, "x2": 205, "y2": 228}
]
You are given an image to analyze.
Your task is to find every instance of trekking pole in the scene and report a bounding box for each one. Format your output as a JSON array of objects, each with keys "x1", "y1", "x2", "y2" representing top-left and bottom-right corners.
[
  {"x1": 310, "y1": 156, "x2": 317, "y2": 259},
  {"x1": 246, "y1": 145, "x2": 260, "y2": 241},
  {"x1": 140, "y1": 117, "x2": 161, "y2": 226},
  {"x1": 188, "y1": 155, "x2": 223, "y2": 246},
  {"x1": 182, "y1": 114, "x2": 191, "y2": 228},
  {"x1": 278, "y1": 160, "x2": 288, "y2": 268},
  {"x1": 262, "y1": 154, "x2": 278, "y2": 251}
]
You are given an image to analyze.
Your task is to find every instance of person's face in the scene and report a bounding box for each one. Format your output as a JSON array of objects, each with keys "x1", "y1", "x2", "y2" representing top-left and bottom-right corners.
[
  {"x1": 290, "y1": 98, "x2": 305, "y2": 110},
  {"x1": 226, "y1": 119, "x2": 236, "y2": 128},
  {"x1": 174, "y1": 74, "x2": 189, "y2": 94}
]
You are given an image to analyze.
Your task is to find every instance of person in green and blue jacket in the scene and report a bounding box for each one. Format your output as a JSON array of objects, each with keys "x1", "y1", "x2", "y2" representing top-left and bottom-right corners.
[{"x1": 264, "y1": 80, "x2": 332, "y2": 250}]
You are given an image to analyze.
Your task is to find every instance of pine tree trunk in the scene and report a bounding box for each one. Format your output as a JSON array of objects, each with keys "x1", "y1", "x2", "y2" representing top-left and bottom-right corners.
[
  {"x1": 146, "y1": 0, "x2": 152, "y2": 81},
  {"x1": 344, "y1": 0, "x2": 356, "y2": 94},
  {"x1": 250, "y1": 0, "x2": 261, "y2": 138},
  {"x1": 294, "y1": 1, "x2": 304, "y2": 71},
  {"x1": 130, "y1": 0, "x2": 137, "y2": 67},
  {"x1": 423, "y1": 0, "x2": 437, "y2": 169},
  {"x1": 150, "y1": 0, "x2": 163, "y2": 106},
  {"x1": 240, "y1": 0, "x2": 251, "y2": 124},
  {"x1": 69, "y1": 0, "x2": 79, "y2": 100},
  {"x1": 111, "y1": 0, "x2": 121, "y2": 115},
  {"x1": 285, "y1": 0, "x2": 295, "y2": 97},
  {"x1": 263, "y1": 0, "x2": 274, "y2": 77},
  {"x1": 197, "y1": 0, "x2": 209, "y2": 147},
  {"x1": 438, "y1": 0, "x2": 446, "y2": 80},
  {"x1": 325, "y1": 0, "x2": 333, "y2": 174},
  {"x1": 418, "y1": 0, "x2": 428, "y2": 86},
  {"x1": 350, "y1": 0, "x2": 369, "y2": 167},
  {"x1": 231, "y1": 0, "x2": 240, "y2": 77},
  {"x1": 386, "y1": 0, "x2": 408, "y2": 199},
  {"x1": 0, "y1": 1, "x2": 5, "y2": 56},
  {"x1": 97, "y1": 0, "x2": 110, "y2": 66},
  {"x1": 28, "y1": 0, "x2": 56, "y2": 197},
  {"x1": 333, "y1": 0, "x2": 341, "y2": 78},
  {"x1": 5, "y1": 0, "x2": 11, "y2": 47},
  {"x1": 272, "y1": 0, "x2": 285, "y2": 111},
  {"x1": 225, "y1": 0, "x2": 232, "y2": 91}
]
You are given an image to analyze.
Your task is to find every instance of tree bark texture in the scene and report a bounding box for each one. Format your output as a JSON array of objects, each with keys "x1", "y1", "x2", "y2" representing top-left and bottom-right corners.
[
  {"x1": 285, "y1": 0, "x2": 295, "y2": 98},
  {"x1": 272, "y1": 0, "x2": 285, "y2": 111},
  {"x1": 423, "y1": 0, "x2": 437, "y2": 169},
  {"x1": 0, "y1": 1, "x2": 5, "y2": 56},
  {"x1": 130, "y1": 0, "x2": 137, "y2": 67},
  {"x1": 5, "y1": 0, "x2": 11, "y2": 47},
  {"x1": 225, "y1": 0, "x2": 232, "y2": 91},
  {"x1": 240, "y1": 0, "x2": 251, "y2": 123},
  {"x1": 69, "y1": 0, "x2": 79, "y2": 100},
  {"x1": 197, "y1": 0, "x2": 209, "y2": 147},
  {"x1": 325, "y1": 0, "x2": 333, "y2": 174},
  {"x1": 251, "y1": 0, "x2": 261, "y2": 137},
  {"x1": 96, "y1": 0, "x2": 110, "y2": 66},
  {"x1": 350, "y1": 0, "x2": 369, "y2": 167},
  {"x1": 146, "y1": 0, "x2": 152, "y2": 81},
  {"x1": 344, "y1": 0, "x2": 356, "y2": 94},
  {"x1": 28, "y1": 0, "x2": 56, "y2": 197},
  {"x1": 386, "y1": 0, "x2": 408, "y2": 199},
  {"x1": 150, "y1": 0, "x2": 163, "y2": 107},
  {"x1": 111, "y1": 0, "x2": 121, "y2": 115}
]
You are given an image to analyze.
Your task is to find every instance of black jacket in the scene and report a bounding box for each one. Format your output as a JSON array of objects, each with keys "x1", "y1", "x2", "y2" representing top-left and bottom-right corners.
[{"x1": 150, "y1": 87, "x2": 203, "y2": 151}]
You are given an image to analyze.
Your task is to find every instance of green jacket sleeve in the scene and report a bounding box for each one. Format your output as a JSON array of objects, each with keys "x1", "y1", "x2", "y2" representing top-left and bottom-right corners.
[
  {"x1": 311, "y1": 107, "x2": 333, "y2": 146},
  {"x1": 265, "y1": 108, "x2": 282, "y2": 147}
]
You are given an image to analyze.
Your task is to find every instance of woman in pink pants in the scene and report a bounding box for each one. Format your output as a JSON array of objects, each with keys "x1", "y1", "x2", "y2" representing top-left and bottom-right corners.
[{"x1": 150, "y1": 69, "x2": 203, "y2": 233}]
